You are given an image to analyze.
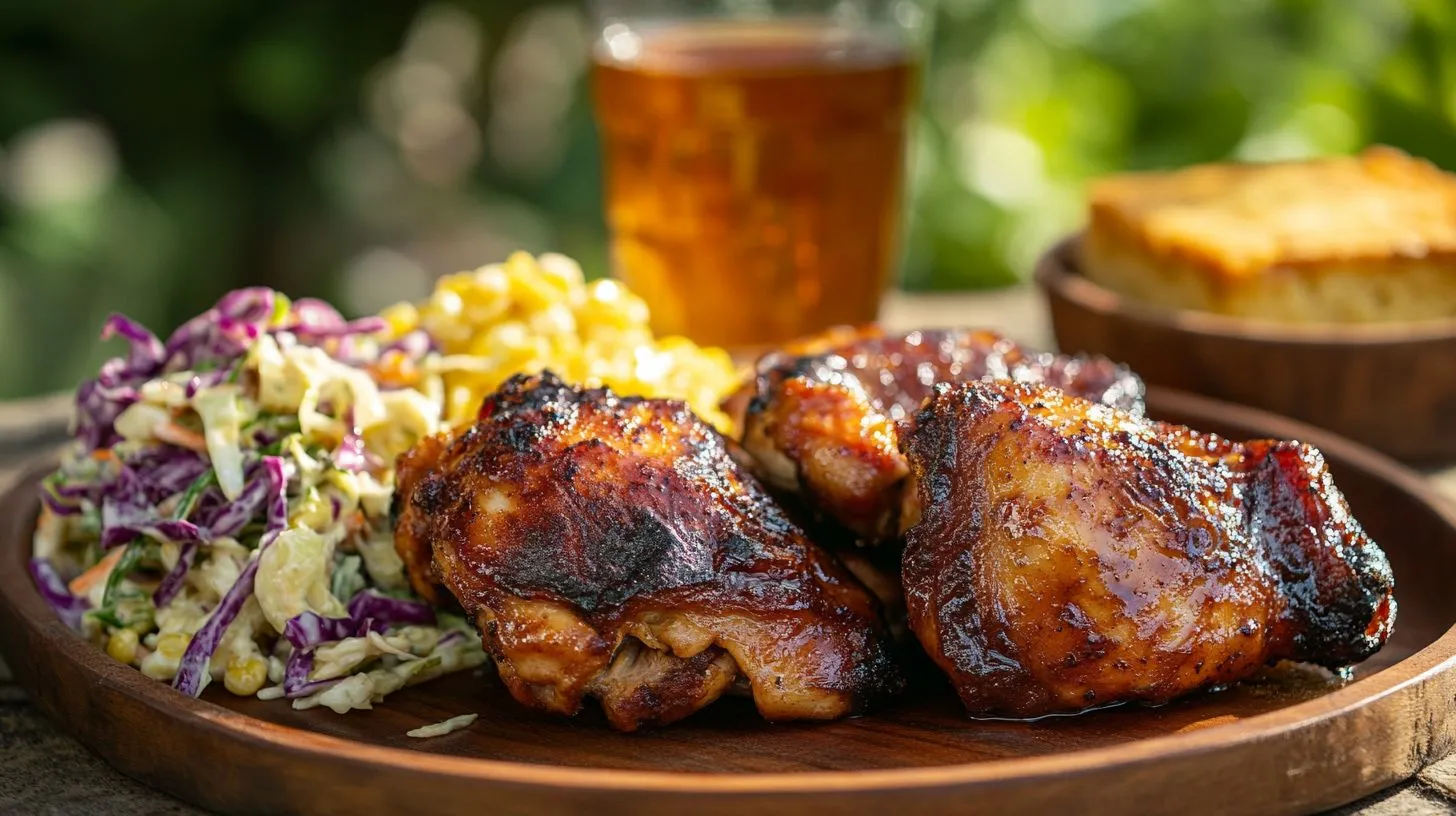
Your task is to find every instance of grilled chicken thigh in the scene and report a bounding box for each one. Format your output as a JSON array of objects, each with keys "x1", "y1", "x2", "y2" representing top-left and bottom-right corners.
[
  {"x1": 394, "y1": 372, "x2": 900, "y2": 731},
  {"x1": 900, "y1": 380, "x2": 1396, "y2": 719},
  {"x1": 737, "y1": 326, "x2": 1144, "y2": 543}
]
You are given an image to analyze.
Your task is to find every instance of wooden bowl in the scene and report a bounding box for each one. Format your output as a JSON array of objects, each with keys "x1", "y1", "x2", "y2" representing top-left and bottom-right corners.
[
  {"x1": 4, "y1": 389, "x2": 1456, "y2": 815},
  {"x1": 1036, "y1": 236, "x2": 1456, "y2": 462}
]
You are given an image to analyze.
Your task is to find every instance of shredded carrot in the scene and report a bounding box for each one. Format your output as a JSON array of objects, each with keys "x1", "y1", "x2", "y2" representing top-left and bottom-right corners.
[
  {"x1": 155, "y1": 422, "x2": 208, "y2": 453},
  {"x1": 90, "y1": 449, "x2": 116, "y2": 462},
  {"x1": 69, "y1": 547, "x2": 125, "y2": 596},
  {"x1": 368, "y1": 353, "x2": 420, "y2": 389}
]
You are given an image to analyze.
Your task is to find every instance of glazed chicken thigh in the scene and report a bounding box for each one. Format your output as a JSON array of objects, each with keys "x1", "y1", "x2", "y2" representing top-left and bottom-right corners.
[
  {"x1": 738, "y1": 326, "x2": 1144, "y2": 543},
  {"x1": 394, "y1": 372, "x2": 900, "y2": 731},
  {"x1": 900, "y1": 380, "x2": 1396, "y2": 719}
]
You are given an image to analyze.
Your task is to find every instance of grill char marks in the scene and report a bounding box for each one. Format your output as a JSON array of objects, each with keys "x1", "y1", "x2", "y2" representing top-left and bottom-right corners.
[
  {"x1": 737, "y1": 325, "x2": 1145, "y2": 543},
  {"x1": 899, "y1": 379, "x2": 1395, "y2": 719},
  {"x1": 394, "y1": 371, "x2": 902, "y2": 731}
]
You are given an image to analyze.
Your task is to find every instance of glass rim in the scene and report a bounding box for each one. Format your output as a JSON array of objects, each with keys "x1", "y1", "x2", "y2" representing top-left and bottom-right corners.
[{"x1": 586, "y1": 0, "x2": 937, "y2": 36}]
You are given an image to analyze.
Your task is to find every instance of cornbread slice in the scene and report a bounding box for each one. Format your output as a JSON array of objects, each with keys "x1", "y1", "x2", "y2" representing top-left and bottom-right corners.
[{"x1": 1081, "y1": 146, "x2": 1456, "y2": 323}]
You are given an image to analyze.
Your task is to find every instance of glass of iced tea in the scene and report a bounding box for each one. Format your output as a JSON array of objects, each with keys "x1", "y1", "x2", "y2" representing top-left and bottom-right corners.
[{"x1": 589, "y1": 0, "x2": 931, "y2": 349}]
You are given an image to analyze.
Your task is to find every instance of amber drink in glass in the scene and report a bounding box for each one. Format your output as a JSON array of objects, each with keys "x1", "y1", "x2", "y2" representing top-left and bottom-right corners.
[{"x1": 590, "y1": 2, "x2": 929, "y2": 348}]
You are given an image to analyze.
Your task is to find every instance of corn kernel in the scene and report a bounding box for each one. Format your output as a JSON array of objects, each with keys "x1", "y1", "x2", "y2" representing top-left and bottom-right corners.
[
  {"x1": 443, "y1": 269, "x2": 507, "y2": 322},
  {"x1": 156, "y1": 632, "x2": 191, "y2": 661},
  {"x1": 578, "y1": 280, "x2": 652, "y2": 332},
  {"x1": 438, "y1": 270, "x2": 479, "y2": 295},
  {"x1": 139, "y1": 648, "x2": 179, "y2": 681},
  {"x1": 537, "y1": 252, "x2": 586, "y2": 291},
  {"x1": 433, "y1": 288, "x2": 464, "y2": 319},
  {"x1": 379, "y1": 302, "x2": 419, "y2": 338},
  {"x1": 505, "y1": 260, "x2": 565, "y2": 312},
  {"x1": 106, "y1": 629, "x2": 139, "y2": 665},
  {"x1": 470, "y1": 263, "x2": 510, "y2": 294},
  {"x1": 404, "y1": 250, "x2": 741, "y2": 434},
  {"x1": 447, "y1": 382, "x2": 486, "y2": 425},
  {"x1": 528, "y1": 304, "x2": 576, "y2": 338},
  {"x1": 224, "y1": 655, "x2": 269, "y2": 696},
  {"x1": 476, "y1": 320, "x2": 530, "y2": 358},
  {"x1": 584, "y1": 278, "x2": 625, "y2": 306}
]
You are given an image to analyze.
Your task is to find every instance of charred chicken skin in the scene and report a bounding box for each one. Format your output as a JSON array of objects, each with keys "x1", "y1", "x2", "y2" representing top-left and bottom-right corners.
[
  {"x1": 900, "y1": 380, "x2": 1396, "y2": 719},
  {"x1": 737, "y1": 326, "x2": 1145, "y2": 543},
  {"x1": 394, "y1": 371, "x2": 901, "y2": 731}
]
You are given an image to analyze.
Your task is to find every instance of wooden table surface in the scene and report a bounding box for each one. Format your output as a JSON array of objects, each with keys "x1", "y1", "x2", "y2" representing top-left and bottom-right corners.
[{"x1": 4, "y1": 288, "x2": 1456, "y2": 815}]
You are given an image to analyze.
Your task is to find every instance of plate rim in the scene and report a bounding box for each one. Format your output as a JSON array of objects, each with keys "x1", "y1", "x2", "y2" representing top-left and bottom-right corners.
[{"x1": 4, "y1": 387, "x2": 1456, "y2": 806}]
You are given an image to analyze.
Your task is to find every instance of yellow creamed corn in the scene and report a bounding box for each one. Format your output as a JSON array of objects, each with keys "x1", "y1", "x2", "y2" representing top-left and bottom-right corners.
[{"x1": 388, "y1": 252, "x2": 741, "y2": 431}]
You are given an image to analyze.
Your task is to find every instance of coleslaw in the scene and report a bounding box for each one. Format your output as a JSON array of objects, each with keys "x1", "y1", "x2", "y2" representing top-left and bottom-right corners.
[{"x1": 32, "y1": 288, "x2": 487, "y2": 711}]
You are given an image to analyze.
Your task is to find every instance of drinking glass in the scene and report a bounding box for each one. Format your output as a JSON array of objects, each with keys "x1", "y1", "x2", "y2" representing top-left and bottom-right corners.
[{"x1": 588, "y1": 0, "x2": 933, "y2": 348}]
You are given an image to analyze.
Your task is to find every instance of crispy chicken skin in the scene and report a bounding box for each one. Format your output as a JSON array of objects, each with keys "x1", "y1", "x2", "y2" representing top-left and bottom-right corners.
[
  {"x1": 900, "y1": 380, "x2": 1395, "y2": 719},
  {"x1": 737, "y1": 326, "x2": 1145, "y2": 542},
  {"x1": 394, "y1": 372, "x2": 901, "y2": 731}
]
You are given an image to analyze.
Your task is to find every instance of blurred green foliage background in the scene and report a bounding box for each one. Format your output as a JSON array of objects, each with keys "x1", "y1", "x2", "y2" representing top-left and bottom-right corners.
[{"x1": 1, "y1": 0, "x2": 1454, "y2": 397}]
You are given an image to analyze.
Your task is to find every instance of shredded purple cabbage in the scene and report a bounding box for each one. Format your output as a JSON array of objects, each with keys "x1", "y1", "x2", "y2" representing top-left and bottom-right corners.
[
  {"x1": 101, "y1": 315, "x2": 166, "y2": 373},
  {"x1": 282, "y1": 647, "x2": 342, "y2": 698},
  {"x1": 73, "y1": 378, "x2": 140, "y2": 451},
  {"x1": 170, "y1": 550, "x2": 255, "y2": 696},
  {"x1": 171, "y1": 456, "x2": 288, "y2": 698},
  {"x1": 331, "y1": 407, "x2": 369, "y2": 472},
  {"x1": 283, "y1": 648, "x2": 314, "y2": 694},
  {"x1": 153, "y1": 541, "x2": 199, "y2": 607},
  {"x1": 383, "y1": 329, "x2": 436, "y2": 359},
  {"x1": 347, "y1": 590, "x2": 435, "y2": 628},
  {"x1": 262, "y1": 456, "x2": 287, "y2": 529},
  {"x1": 332, "y1": 431, "x2": 369, "y2": 472},
  {"x1": 195, "y1": 463, "x2": 269, "y2": 537},
  {"x1": 122, "y1": 449, "x2": 210, "y2": 505},
  {"x1": 41, "y1": 473, "x2": 109, "y2": 518},
  {"x1": 100, "y1": 511, "x2": 203, "y2": 550},
  {"x1": 283, "y1": 584, "x2": 433, "y2": 652},
  {"x1": 184, "y1": 367, "x2": 235, "y2": 399},
  {"x1": 70, "y1": 285, "x2": 424, "y2": 453},
  {"x1": 283, "y1": 611, "x2": 357, "y2": 649},
  {"x1": 75, "y1": 289, "x2": 274, "y2": 453},
  {"x1": 280, "y1": 584, "x2": 436, "y2": 655},
  {"x1": 51, "y1": 480, "x2": 103, "y2": 501},
  {"x1": 288, "y1": 298, "x2": 344, "y2": 329},
  {"x1": 28, "y1": 558, "x2": 90, "y2": 630},
  {"x1": 217, "y1": 287, "x2": 277, "y2": 324},
  {"x1": 99, "y1": 465, "x2": 204, "y2": 549},
  {"x1": 40, "y1": 489, "x2": 83, "y2": 517},
  {"x1": 285, "y1": 298, "x2": 388, "y2": 339},
  {"x1": 182, "y1": 287, "x2": 274, "y2": 367},
  {"x1": 139, "y1": 460, "x2": 273, "y2": 604},
  {"x1": 72, "y1": 315, "x2": 166, "y2": 450}
]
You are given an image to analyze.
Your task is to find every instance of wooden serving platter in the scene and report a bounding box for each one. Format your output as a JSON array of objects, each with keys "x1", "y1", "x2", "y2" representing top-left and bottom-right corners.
[{"x1": 3, "y1": 388, "x2": 1456, "y2": 816}]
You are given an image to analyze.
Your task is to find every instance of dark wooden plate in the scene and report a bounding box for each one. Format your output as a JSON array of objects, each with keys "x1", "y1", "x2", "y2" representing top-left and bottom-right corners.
[
  {"x1": 3, "y1": 388, "x2": 1456, "y2": 816},
  {"x1": 1036, "y1": 235, "x2": 1456, "y2": 462}
]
